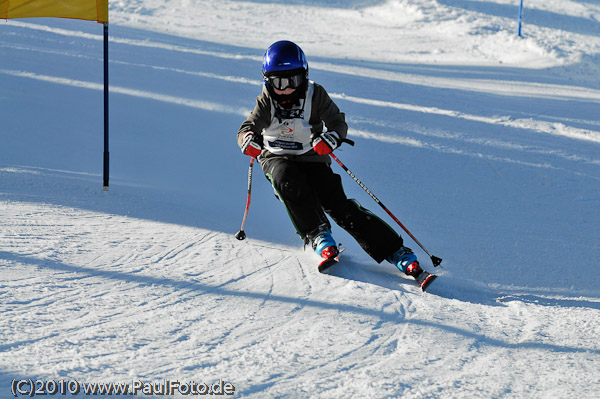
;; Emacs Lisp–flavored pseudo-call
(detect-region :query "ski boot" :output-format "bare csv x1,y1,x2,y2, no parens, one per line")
313,230,339,273
388,246,436,291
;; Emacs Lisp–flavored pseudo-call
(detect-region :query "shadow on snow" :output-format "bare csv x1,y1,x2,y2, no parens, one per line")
2,250,599,356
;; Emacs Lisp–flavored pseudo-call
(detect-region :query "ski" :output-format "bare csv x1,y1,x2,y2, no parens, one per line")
415,271,437,292
317,247,437,292
317,245,344,273
318,257,339,273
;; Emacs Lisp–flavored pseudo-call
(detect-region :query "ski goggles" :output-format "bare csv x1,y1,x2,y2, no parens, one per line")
265,73,305,90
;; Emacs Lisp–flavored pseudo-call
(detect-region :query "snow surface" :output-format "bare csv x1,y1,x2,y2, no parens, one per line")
1,0,600,397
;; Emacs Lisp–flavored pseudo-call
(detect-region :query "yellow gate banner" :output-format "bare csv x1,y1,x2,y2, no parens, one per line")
0,0,108,23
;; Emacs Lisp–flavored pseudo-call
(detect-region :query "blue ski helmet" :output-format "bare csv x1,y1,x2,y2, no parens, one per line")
262,40,308,82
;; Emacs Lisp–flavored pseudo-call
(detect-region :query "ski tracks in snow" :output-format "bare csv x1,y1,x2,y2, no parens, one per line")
0,197,423,396
2,180,600,397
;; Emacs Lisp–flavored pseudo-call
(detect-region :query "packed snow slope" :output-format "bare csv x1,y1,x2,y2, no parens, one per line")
2,1,600,398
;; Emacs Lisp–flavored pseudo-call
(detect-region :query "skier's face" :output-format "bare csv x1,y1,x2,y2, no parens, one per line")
273,87,296,95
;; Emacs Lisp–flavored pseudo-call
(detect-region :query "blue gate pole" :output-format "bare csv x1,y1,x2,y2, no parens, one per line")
518,0,524,37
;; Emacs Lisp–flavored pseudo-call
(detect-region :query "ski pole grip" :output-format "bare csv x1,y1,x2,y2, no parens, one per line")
317,130,355,147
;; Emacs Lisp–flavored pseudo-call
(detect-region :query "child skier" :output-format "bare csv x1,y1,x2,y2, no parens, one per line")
237,40,435,290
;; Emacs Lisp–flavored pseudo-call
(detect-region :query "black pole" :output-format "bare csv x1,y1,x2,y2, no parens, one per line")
235,157,255,240
103,22,109,190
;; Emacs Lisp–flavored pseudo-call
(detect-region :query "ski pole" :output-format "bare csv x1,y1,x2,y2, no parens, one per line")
235,157,255,240
330,153,443,267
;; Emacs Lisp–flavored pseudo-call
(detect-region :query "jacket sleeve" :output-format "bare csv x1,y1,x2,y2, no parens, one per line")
310,83,348,141
237,89,271,149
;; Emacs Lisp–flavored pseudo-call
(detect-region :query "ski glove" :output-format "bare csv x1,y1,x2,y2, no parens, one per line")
312,131,340,156
241,131,262,158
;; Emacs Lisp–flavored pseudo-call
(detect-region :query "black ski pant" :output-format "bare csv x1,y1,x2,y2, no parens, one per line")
262,157,403,263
